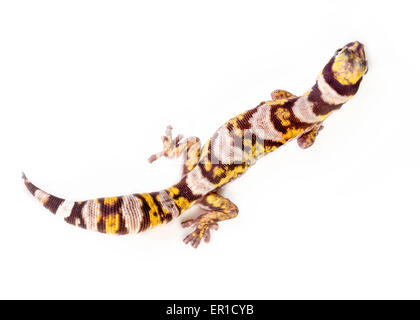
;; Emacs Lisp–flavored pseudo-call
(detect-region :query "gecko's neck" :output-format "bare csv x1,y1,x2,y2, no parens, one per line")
283,78,351,127
300,58,362,121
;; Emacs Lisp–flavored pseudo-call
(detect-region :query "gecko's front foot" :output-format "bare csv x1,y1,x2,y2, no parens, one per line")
181,215,219,248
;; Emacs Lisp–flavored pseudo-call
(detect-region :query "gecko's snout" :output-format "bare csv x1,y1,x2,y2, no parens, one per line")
349,41,365,57
331,41,368,85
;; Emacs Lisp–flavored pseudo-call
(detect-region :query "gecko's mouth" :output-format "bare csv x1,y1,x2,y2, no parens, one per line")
363,61,368,74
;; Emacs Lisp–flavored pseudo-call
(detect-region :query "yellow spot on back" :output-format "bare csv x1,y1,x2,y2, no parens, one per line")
226,111,248,129
213,167,225,178
215,165,248,188
275,108,291,126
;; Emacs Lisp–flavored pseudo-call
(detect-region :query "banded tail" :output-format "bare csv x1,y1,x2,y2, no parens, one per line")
22,173,190,234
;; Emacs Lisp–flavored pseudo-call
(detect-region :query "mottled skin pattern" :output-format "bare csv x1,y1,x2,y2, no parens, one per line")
23,41,368,248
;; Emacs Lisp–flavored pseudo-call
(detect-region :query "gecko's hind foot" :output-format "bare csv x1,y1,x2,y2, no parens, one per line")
148,125,184,163
182,216,219,248
181,193,238,248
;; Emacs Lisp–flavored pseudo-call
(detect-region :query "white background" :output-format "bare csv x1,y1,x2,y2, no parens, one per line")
1,0,419,299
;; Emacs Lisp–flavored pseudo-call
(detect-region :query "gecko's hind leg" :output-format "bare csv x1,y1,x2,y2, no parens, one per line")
148,125,182,163
182,192,238,248
271,89,297,100
148,125,201,175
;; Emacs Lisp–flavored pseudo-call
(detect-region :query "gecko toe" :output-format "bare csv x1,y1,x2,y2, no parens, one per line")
182,221,219,248
203,229,211,243
181,219,196,228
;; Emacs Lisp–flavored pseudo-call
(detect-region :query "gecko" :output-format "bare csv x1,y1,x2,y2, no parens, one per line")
23,41,368,248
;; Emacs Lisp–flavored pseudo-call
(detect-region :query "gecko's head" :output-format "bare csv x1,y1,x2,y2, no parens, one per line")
319,41,368,99
331,41,368,85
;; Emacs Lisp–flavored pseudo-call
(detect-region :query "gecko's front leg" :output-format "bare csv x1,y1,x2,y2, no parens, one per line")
182,192,239,248
271,89,297,100
269,91,324,149
297,123,324,149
